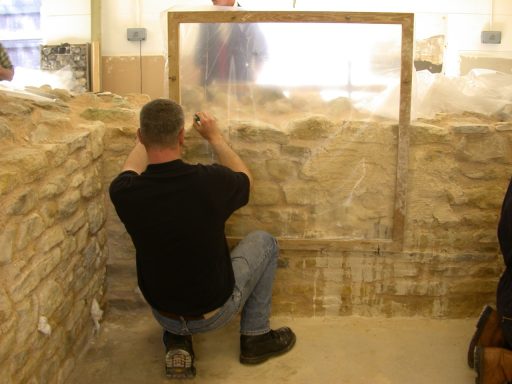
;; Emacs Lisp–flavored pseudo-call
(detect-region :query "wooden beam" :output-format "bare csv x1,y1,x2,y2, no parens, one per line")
167,13,181,103
91,0,102,92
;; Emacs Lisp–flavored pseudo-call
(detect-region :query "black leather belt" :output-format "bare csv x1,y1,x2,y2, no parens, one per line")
158,310,205,321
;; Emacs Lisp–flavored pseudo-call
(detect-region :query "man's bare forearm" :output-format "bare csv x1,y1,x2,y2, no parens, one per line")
121,141,148,174
193,112,253,187
0,66,14,81
209,134,253,186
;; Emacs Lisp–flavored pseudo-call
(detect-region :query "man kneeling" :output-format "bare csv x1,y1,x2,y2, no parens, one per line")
109,99,295,378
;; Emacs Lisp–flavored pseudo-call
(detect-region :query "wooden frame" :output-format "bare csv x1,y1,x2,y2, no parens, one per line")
168,10,414,252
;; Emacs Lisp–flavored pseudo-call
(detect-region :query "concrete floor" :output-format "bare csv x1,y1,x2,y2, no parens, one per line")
69,305,479,384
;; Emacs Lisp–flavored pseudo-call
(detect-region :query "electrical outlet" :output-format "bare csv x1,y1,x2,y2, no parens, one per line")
481,31,501,44
127,28,147,41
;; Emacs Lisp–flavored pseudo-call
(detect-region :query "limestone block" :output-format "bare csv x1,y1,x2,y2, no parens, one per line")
456,135,510,163
40,175,68,199
251,182,282,205
60,236,77,257
56,356,76,384
232,121,288,145
31,119,76,144
451,123,490,134
283,183,323,205
493,104,512,121
63,159,80,176
69,135,91,158
75,224,89,253
42,143,69,168
2,147,48,183
392,279,444,296
80,107,136,123
0,117,14,140
0,224,16,265
7,189,38,216
281,144,312,159
16,213,45,251
77,147,94,169
494,122,512,131
183,140,212,159
104,126,137,146
87,201,105,234
0,323,16,368
34,109,72,128
64,299,86,332
464,185,504,209
445,184,469,205
410,122,449,144
58,190,81,218
37,279,64,317
447,278,497,294
14,296,39,344
83,239,101,268
236,145,281,164
40,201,58,226
0,101,32,116
65,214,87,235
289,115,337,140
266,158,299,181
432,202,459,224
36,226,65,254
80,121,106,160
30,118,71,144
0,286,14,325
70,173,85,188
81,167,103,198
0,168,18,197
42,247,63,278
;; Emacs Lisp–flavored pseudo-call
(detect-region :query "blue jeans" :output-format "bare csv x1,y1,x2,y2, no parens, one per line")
151,230,278,336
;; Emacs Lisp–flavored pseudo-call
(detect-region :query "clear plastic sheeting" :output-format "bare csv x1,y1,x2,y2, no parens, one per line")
371,68,512,120
179,22,402,122
179,20,512,242
180,22,403,241
413,69,512,119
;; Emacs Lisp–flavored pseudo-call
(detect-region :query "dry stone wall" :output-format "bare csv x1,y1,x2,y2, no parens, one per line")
1,85,511,382
0,89,121,384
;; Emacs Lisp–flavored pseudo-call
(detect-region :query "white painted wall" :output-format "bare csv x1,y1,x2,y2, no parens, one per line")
40,0,512,76
40,0,92,44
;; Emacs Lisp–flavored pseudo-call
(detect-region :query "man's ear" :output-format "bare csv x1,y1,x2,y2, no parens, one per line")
178,127,185,146
136,128,144,144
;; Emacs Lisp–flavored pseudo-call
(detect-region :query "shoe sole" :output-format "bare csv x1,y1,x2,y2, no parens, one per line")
473,346,484,384
468,305,493,369
165,348,196,379
239,333,297,365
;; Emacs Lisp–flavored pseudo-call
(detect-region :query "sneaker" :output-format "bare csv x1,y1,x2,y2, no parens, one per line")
240,327,296,364
163,331,196,379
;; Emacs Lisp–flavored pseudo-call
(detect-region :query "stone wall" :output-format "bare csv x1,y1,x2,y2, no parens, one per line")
0,90,109,384
1,85,511,382
181,106,512,318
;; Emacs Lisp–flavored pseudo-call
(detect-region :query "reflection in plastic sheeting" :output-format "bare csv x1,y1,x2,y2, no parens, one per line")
179,22,402,241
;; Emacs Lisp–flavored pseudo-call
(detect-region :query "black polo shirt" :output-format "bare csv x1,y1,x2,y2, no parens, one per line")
498,177,512,317
109,159,250,316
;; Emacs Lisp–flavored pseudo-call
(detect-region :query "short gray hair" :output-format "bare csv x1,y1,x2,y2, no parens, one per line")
139,99,184,147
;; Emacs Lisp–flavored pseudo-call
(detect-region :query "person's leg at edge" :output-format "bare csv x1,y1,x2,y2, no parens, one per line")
230,230,296,364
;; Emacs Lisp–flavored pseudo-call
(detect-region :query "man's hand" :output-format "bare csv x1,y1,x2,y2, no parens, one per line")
0,66,14,81
193,111,253,187
193,111,223,144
